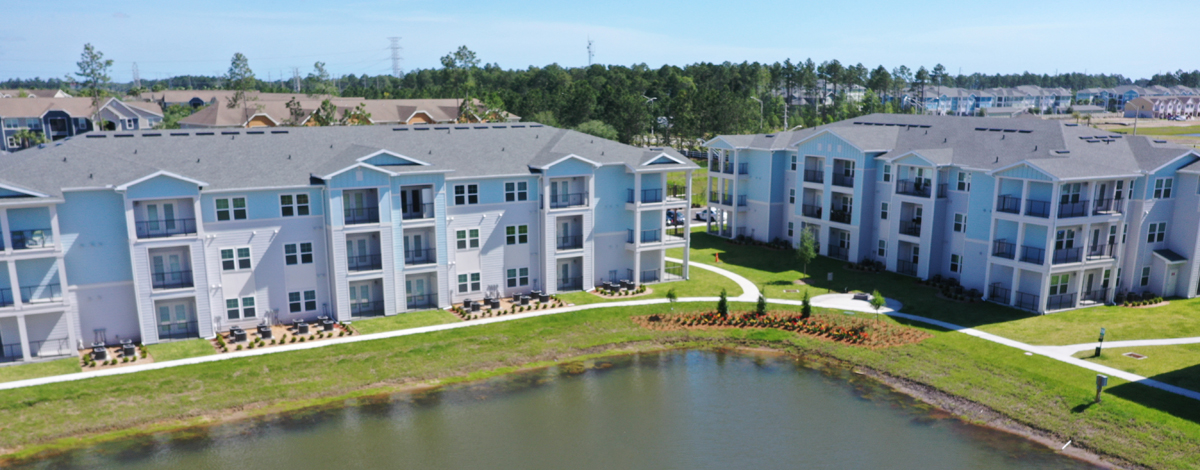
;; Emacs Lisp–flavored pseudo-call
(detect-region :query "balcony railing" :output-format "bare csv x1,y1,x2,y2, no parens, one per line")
406,294,438,309
709,160,720,171
640,269,659,283
135,218,197,238
151,270,194,290
721,195,733,206
723,163,733,174
1093,198,1124,215
737,195,747,207
1019,246,1045,265
900,221,922,237
557,277,583,291
1058,200,1089,218
988,283,1011,303
11,229,53,250
344,207,380,225
21,283,61,303
0,343,21,362
992,240,1016,259
641,229,661,243
557,235,583,250
832,173,854,188
1081,288,1109,304
896,179,931,197
1086,243,1116,260
1025,199,1050,218
348,254,383,271
1052,246,1083,264
996,195,1021,214
709,193,720,204
897,259,917,276
1047,292,1076,310
642,188,663,203
1015,291,1040,311
350,300,385,317
803,169,824,183
401,203,434,220
404,248,436,266
158,320,200,341
802,204,822,218
830,209,852,224
0,288,12,307
550,192,588,209
829,245,849,261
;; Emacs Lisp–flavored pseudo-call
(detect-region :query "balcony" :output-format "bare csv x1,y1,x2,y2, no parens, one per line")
802,204,822,218
722,163,733,174
992,240,1016,259
348,254,383,272
1052,247,1083,265
550,192,588,209
830,209,852,224
736,195,747,207
988,283,1011,303
151,270,194,290
641,229,661,243
1081,288,1108,304
351,300,385,317
10,229,53,250
557,235,583,250
344,207,380,225
737,163,749,175
1015,291,1040,311
803,169,824,183
996,195,1021,214
721,194,733,206
22,283,62,303
135,218,197,239
401,203,434,220
829,245,849,261
709,160,720,172
404,248,436,266
642,188,664,204
900,221,922,237
158,320,200,341
832,173,854,188
709,193,720,204
1093,198,1124,215
0,288,12,307
1019,246,1045,265
937,184,948,199
557,277,583,291
406,293,438,309
1025,199,1050,218
1086,243,1116,260
1047,292,1076,310
1058,200,1089,218
896,260,917,276
640,269,660,283
896,179,931,198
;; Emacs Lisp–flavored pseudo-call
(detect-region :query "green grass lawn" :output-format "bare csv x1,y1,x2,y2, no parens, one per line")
1073,343,1200,393
1109,125,1200,136
0,358,80,384
351,309,461,335
981,299,1200,345
666,167,708,207
555,264,742,306
145,339,216,362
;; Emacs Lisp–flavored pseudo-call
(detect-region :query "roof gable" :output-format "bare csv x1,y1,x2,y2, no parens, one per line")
642,153,688,166
990,162,1054,181
357,149,430,167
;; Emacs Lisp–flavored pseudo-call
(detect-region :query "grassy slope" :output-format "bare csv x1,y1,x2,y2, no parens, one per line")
0,359,79,384
1074,344,1200,392
145,339,216,362
351,309,461,335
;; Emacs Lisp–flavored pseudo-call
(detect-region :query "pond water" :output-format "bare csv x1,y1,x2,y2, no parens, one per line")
12,350,1100,469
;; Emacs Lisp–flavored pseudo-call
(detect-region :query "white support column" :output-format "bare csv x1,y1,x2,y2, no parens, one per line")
48,205,62,251
683,169,693,279
730,149,739,237
16,315,30,361
1039,270,1053,314
1009,268,1020,306
1071,269,1085,309
0,209,11,254
7,261,22,309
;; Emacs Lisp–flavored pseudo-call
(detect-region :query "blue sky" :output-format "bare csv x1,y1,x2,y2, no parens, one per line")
2,0,1197,82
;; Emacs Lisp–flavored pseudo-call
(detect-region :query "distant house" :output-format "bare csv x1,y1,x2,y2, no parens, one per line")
0,98,163,151
177,97,519,128
1072,105,1105,115
135,90,343,109
0,89,72,99
1124,96,1200,119
983,106,1026,118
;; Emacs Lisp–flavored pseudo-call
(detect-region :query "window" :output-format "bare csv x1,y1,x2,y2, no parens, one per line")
280,194,310,217
877,239,887,257
1049,274,1069,295
506,268,530,287
457,272,481,293
221,247,252,271
456,229,480,249
284,242,313,265
950,254,961,273
1140,266,1151,286
1060,183,1082,203
225,296,256,320
288,290,317,313
843,160,855,177
1153,178,1173,198
454,184,479,205
880,202,888,220
504,181,529,202
1122,224,1128,244
215,197,247,221
1147,222,1166,243
883,165,891,182
956,172,971,191
790,155,797,171
506,225,528,245
5,136,17,148
787,222,794,237
789,189,795,204
953,213,966,232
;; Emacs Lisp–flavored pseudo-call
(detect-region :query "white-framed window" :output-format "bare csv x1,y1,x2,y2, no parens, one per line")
877,239,886,257
880,202,888,220
456,229,480,249
225,296,256,320
457,272,481,293
789,189,795,204
454,184,479,205
504,181,528,202
215,197,247,221
5,136,17,148
790,155,797,171
1049,274,1069,295
1060,183,1082,203
1153,178,1173,199
956,172,971,191
506,268,530,287
953,213,966,232
288,290,317,313
280,194,310,217
506,225,528,245
787,222,794,237
284,242,313,265
1140,266,1151,286
220,247,251,271
1147,222,1166,243
882,165,891,182
950,254,961,273
842,160,855,178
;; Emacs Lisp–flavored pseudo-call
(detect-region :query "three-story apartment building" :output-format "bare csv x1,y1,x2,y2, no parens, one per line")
705,114,1200,314
0,123,696,363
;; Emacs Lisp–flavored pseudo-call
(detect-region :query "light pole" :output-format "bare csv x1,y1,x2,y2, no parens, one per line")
1133,105,1144,136
751,96,763,131
642,95,657,146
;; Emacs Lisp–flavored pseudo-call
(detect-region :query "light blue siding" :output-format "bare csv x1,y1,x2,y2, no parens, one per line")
1143,155,1197,199
0,261,9,289
199,188,324,222
1024,225,1048,250
894,154,936,167
595,166,634,231
965,172,993,241
59,191,133,285
0,188,33,198
15,257,58,290
328,166,391,189
363,152,422,166
545,158,596,177
769,151,788,204
125,175,199,200
994,219,1018,241
1028,182,1053,201
995,165,1052,182
6,206,51,231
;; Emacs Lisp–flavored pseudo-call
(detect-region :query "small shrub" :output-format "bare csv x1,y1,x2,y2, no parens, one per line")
236,344,243,351
299,337,306,342
248,343,255,349
290,337,297,343
339,331,345,337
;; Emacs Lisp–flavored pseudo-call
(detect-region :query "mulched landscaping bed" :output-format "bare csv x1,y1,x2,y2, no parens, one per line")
633,310,931,349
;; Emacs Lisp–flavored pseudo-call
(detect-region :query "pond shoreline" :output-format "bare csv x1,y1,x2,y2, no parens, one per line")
1,339,1135,469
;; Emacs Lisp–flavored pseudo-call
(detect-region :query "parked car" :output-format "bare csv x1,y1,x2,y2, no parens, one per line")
666,210,683,226
694,208,725,223
1169,115,1188,121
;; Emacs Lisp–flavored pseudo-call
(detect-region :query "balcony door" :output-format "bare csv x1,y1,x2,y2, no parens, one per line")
347,238,370,268
551,181,569,205
400,187,426,216
910,246,920,264
151,252,184,287
404,234,425,262
350,284,372,313
406,278,427,303
1055,229,1075,250
157,301,193,339
144,202,176,234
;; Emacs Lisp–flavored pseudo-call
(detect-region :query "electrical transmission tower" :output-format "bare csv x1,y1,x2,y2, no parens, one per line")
292,67,301,93
389,37,404,78
132,63,141,89
587,38,594,65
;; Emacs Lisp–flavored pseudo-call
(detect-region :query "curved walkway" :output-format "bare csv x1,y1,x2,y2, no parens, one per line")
2,260,1198,403
1042,337,1200,356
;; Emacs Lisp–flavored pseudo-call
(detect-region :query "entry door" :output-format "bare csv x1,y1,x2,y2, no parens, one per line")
158,302,192,338
1056,230,1075,249
560,263,570,284
347,239,369,264
151,253,184,285
1165,267,1179,296
550,181,560,204
406,278,426,302
1092,228,1101,248
1107,226,1117,245
401,188,422,214
145,203,176,234
350,284,371,313
1085,273,1095,293
1097,183,1107,202
404,234,424,261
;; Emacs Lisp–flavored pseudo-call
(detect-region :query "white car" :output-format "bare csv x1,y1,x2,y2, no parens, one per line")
694,208,725,223
1169,115,1187,121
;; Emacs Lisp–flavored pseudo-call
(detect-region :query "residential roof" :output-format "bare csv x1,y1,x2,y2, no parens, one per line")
0,89,72,99
177,97,516,128
0,123,695,198
0,97,97,118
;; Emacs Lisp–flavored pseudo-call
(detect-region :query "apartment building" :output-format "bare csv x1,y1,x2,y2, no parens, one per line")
1,98,163,152
0,124,695,363
705,114,1200,314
